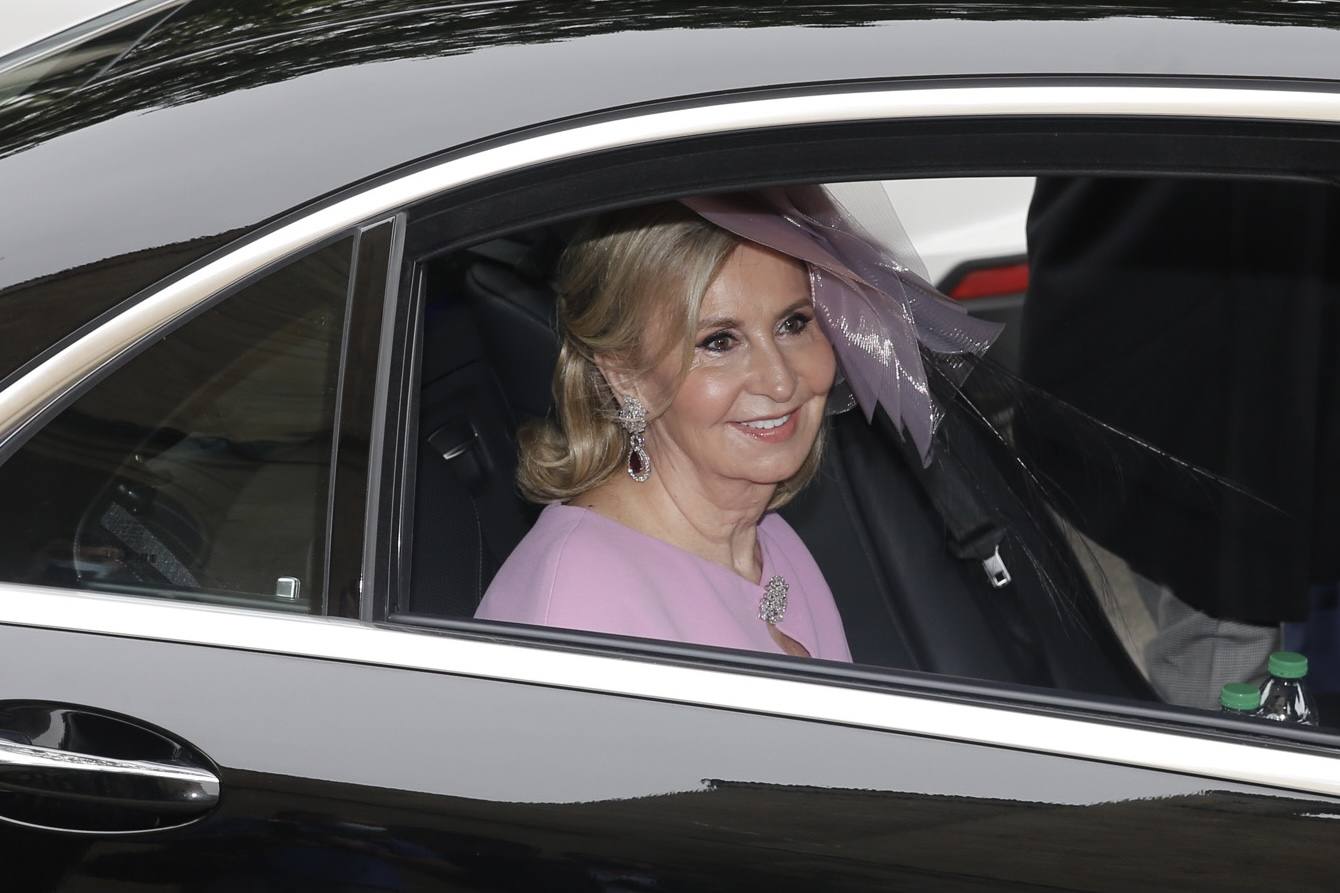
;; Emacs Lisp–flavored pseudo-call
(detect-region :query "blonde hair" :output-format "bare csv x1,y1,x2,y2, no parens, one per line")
517,202,826,509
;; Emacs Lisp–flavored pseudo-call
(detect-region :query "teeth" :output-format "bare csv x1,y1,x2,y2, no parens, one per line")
743,414,791,430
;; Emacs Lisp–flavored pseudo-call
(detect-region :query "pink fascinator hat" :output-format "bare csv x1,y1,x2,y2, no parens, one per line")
681,184,1001,464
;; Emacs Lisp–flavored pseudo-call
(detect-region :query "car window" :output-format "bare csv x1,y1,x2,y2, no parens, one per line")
0,237,354,613
391,171,1340,736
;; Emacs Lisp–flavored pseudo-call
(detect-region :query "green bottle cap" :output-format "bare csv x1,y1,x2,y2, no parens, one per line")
1269,651,1309,679
1220,682,1261,712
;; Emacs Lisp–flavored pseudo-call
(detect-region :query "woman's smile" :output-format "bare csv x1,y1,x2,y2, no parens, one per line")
730,411,799,442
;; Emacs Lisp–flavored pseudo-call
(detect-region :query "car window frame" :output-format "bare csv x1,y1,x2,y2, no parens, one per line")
379,112,1340,640
367,84,1340,761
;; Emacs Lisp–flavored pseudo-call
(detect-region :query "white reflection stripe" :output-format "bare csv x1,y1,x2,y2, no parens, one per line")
0,738,219,787
0,0,188,76
4,84,1340,439
1,584,1337,798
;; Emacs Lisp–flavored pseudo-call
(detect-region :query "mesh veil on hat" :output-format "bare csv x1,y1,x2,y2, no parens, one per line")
681,184,1001,464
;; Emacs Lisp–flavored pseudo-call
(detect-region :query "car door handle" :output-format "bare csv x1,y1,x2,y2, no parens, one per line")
0,736,220,816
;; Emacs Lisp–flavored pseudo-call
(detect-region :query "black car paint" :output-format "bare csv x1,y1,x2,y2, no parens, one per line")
4,1,1340,889
6,625,1340,891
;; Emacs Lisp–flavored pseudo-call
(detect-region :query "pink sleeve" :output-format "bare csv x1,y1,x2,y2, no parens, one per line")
476,511,675,640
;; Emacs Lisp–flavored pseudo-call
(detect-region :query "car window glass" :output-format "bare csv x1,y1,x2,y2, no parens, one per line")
0,237,354,613
397,175,1340,736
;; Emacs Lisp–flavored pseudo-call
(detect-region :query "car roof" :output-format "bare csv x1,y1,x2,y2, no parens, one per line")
2,0,1339,382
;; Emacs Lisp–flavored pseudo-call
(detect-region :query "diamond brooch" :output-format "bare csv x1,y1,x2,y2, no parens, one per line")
759,574,789,624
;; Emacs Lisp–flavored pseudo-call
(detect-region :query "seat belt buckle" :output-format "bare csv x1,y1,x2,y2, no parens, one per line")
982,547,1011,589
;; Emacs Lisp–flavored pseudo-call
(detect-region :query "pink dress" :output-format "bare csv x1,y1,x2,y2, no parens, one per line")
475,504,853,662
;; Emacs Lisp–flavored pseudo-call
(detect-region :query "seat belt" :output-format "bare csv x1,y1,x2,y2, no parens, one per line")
893,421,1012,589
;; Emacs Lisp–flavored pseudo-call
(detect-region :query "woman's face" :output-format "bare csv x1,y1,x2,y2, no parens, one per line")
641,240,836,497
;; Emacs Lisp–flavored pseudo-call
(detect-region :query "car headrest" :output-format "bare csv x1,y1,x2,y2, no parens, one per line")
463,246,561,421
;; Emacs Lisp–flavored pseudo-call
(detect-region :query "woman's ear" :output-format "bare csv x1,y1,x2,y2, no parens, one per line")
594,353,646,410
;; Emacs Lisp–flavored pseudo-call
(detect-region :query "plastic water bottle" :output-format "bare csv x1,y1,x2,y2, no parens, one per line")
1219,682,1261,717
1258,651,1320,726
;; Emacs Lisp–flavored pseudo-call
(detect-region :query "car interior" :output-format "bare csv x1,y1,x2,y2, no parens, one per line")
400,182,1157,702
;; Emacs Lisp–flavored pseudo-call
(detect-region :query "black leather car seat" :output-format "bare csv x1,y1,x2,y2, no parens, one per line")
786,406,1150,696
404,243,557,619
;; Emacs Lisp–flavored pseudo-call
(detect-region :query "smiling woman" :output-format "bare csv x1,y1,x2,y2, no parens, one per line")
467,185,1025,664
475,200,847,659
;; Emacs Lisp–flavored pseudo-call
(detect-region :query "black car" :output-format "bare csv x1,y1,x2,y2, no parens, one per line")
3,1,1340,889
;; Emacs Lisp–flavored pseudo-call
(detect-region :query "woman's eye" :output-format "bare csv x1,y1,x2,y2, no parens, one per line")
780,313,812,335
699,332,736,353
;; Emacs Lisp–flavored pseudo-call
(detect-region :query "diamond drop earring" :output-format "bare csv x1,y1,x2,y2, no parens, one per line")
616,396,651,482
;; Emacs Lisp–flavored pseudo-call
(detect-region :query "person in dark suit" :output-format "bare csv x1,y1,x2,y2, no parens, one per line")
1021,176,1340,708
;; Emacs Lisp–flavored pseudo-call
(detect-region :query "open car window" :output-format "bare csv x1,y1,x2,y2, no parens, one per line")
393,170,1340,736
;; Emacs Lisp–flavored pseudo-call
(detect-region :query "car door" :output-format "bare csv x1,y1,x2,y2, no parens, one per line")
371,79,1340,888
0,218,486,890
11,597,1340,892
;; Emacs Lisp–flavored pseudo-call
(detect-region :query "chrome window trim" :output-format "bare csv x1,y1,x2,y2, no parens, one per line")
361,212,409,622
5,83,1340,446
1,583,1336,797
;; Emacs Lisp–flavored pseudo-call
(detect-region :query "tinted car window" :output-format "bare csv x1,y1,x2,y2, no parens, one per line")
0,237,353,612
